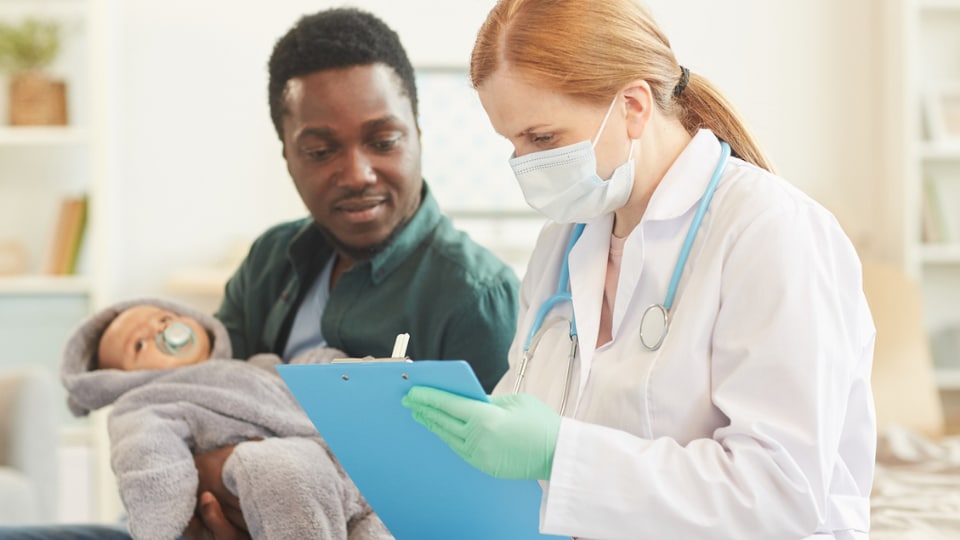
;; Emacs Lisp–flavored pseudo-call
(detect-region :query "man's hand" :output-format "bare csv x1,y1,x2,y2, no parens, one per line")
184,492,250,540
183,443,253,540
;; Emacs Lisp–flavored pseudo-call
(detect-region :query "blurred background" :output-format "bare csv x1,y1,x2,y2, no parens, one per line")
0,0,958,528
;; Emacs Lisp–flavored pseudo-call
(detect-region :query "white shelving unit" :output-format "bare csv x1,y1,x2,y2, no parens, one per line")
0,0,115,524
897,0,960,391
0,125,87,144
0,274,90,294
0,0,110,334
0,0,111,296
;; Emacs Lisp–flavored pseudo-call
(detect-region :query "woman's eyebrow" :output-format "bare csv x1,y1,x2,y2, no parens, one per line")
515,124,551,138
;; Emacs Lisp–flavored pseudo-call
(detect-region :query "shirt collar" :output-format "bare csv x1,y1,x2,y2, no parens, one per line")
643,129,725,221
368,182,443,284
287,182,442,285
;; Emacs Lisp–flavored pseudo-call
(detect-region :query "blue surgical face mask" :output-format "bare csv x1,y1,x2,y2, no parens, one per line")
155,321,197,356
509,96,635,223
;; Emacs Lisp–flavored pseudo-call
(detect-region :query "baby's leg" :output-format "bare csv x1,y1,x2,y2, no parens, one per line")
224,437,352,540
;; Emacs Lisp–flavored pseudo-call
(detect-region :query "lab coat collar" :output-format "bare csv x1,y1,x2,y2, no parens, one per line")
642,129,725,222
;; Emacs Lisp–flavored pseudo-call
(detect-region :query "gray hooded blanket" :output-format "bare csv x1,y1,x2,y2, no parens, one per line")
60,297,392,540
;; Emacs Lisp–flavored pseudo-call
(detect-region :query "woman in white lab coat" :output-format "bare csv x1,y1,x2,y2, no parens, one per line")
402,0,877,538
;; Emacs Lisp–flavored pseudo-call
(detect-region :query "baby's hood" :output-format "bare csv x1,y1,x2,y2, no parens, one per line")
61,297,233,417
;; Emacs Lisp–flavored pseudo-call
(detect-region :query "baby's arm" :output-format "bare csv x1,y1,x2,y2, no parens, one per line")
289,346,349,365
108,401,200,540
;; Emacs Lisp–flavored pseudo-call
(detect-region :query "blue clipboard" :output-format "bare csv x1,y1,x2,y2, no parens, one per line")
277,361,568,540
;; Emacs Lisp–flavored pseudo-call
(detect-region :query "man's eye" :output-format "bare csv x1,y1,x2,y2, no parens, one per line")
371,135,401,152
303,147,333,161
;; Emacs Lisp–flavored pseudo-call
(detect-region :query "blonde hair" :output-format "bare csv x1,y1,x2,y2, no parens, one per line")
470,0,774,173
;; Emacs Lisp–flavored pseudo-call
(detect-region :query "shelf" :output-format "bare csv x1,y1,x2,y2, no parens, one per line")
920,0,960,11
0,275,90,295
920,243,960,263
937,368,960,390
920,142,960,161
0,0,89,18
0,126,87,146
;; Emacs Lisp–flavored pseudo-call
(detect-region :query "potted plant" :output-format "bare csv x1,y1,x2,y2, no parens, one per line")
0,18,66,126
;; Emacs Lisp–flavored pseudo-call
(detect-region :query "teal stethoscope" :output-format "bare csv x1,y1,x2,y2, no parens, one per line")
513,141,731,415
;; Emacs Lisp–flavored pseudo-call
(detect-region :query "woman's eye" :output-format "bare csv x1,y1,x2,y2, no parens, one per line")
135,339,146,353
160,316,171,323
530,133,555,145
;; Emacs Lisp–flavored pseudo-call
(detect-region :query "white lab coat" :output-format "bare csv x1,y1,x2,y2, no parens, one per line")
494,130,876,540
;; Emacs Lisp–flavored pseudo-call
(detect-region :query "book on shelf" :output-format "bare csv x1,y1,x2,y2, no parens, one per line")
45,195,88,275
921,176,950,244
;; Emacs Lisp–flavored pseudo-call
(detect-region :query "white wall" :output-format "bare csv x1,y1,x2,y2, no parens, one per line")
105,0,889,303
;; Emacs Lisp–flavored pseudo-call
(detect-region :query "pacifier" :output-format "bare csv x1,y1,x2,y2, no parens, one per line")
155,321,197,356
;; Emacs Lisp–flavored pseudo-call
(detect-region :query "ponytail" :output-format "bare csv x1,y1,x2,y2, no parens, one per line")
675,73,775,173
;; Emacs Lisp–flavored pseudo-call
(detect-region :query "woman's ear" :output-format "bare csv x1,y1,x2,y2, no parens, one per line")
622,79,653,139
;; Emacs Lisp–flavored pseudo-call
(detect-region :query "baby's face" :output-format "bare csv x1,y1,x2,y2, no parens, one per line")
97,305,211,371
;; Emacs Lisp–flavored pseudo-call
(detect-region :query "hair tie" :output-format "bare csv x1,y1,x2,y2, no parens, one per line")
673,65,690,98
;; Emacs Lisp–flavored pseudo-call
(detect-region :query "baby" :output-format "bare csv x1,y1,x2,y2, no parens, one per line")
61,298,392,540
96,304,212,372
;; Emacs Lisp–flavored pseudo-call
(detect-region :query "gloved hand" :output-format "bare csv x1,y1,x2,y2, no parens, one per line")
401,386,561,480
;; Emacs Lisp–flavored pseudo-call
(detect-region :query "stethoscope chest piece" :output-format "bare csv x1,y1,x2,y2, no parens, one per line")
640,303,668,351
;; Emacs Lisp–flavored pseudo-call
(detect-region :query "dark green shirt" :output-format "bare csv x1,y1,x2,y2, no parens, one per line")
215,185,519,393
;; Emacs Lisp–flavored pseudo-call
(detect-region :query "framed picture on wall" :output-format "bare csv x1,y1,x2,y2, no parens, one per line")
925,82,960,145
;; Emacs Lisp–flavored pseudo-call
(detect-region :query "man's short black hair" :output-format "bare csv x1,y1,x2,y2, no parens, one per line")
267,7,419,141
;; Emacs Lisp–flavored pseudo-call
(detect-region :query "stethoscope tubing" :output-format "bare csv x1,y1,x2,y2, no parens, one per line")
662,141,731,312
522,222,586,351
515,141,732,405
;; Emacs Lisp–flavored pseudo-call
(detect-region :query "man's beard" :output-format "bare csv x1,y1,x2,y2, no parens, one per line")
315,217,411,262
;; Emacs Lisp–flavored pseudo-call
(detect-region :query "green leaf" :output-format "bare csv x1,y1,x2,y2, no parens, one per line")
0,18,61,74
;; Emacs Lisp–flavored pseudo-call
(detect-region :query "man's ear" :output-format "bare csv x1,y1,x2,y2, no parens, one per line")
622,79,653,140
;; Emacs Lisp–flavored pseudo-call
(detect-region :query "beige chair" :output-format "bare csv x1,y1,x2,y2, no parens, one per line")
0,368,59,524
862,261,945,439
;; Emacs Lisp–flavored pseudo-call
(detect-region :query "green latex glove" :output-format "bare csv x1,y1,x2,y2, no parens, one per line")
401,386,561,480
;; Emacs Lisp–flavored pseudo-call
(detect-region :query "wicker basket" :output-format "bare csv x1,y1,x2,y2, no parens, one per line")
8,72,67,126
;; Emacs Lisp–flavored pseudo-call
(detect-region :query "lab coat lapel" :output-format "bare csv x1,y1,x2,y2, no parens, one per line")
568,214,612,410
613,129,724,336
643,129,723,222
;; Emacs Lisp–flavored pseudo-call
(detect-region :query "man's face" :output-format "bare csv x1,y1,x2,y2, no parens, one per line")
281,64,422,257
